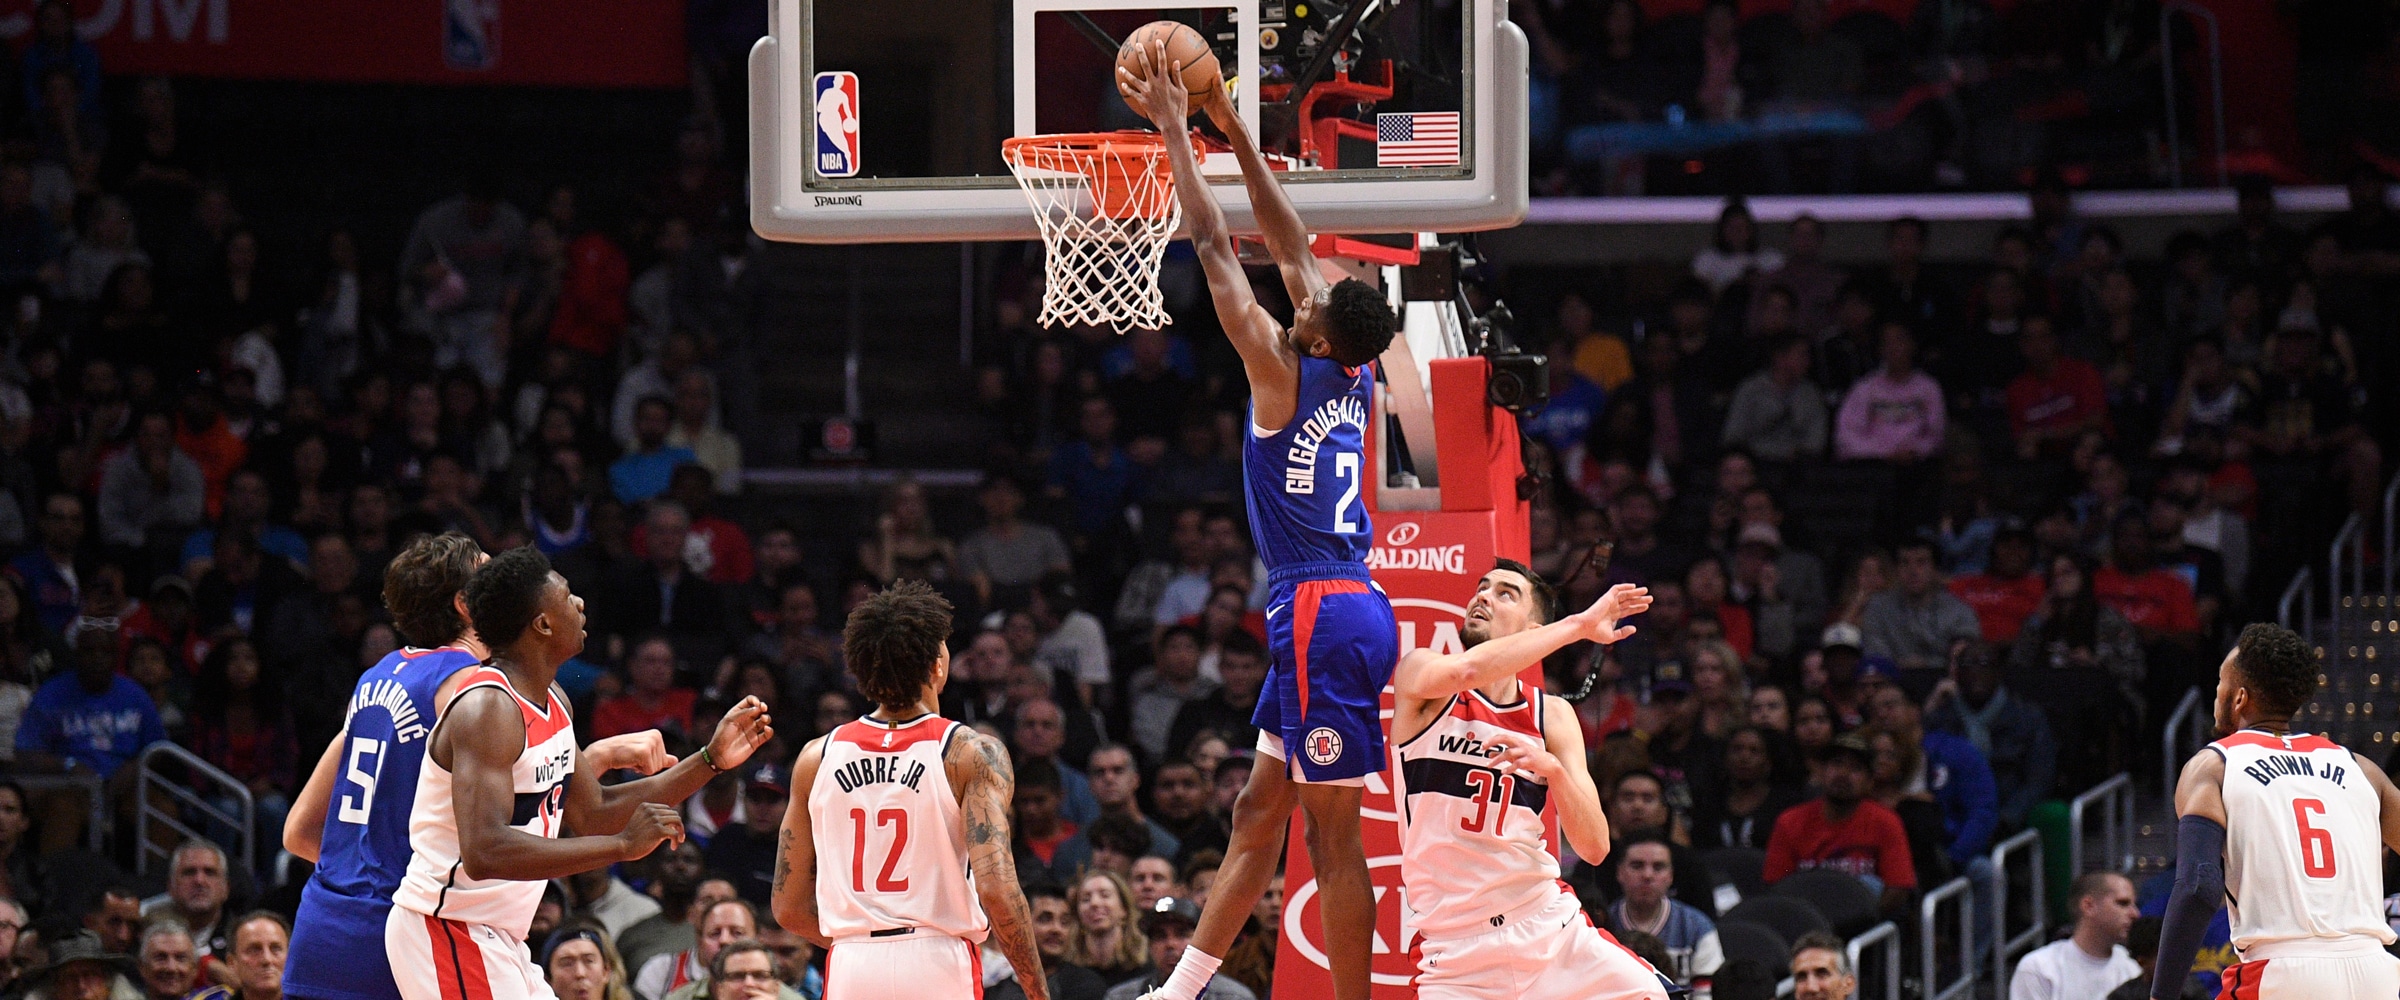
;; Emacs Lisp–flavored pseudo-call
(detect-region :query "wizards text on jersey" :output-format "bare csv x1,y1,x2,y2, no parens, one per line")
1284,394,1368,495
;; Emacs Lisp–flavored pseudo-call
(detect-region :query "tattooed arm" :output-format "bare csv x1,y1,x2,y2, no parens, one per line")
950,729,1048,1000
771,736,830,948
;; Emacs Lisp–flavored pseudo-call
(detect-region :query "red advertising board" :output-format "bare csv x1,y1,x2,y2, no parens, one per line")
1272,358,1535,999
0,0,687,87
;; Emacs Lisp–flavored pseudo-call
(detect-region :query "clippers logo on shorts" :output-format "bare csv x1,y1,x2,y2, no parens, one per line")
814,72,861,177
1306,727,1344,766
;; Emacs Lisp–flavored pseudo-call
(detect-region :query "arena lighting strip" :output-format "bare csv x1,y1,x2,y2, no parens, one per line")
1522,184,2367,226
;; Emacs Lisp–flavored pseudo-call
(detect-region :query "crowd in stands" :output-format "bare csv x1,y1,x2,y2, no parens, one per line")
1515,0,2400,194
0,0,2377,996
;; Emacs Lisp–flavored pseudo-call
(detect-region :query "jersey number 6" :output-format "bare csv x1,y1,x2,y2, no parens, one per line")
2293,798,2336,879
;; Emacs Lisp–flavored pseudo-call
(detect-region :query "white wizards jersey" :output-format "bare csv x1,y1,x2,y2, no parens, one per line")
807,713,988,944
1395,689,1561,938
2211,729,2395,955
392,666,577,934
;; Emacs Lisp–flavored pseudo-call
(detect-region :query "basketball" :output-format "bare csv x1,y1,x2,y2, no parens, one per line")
1118,20,1221,116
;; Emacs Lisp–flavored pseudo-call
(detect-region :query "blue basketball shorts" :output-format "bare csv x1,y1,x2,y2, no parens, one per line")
1252,565,1399,783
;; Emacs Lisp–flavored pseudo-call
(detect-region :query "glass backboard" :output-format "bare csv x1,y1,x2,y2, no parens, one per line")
749,0,1526,244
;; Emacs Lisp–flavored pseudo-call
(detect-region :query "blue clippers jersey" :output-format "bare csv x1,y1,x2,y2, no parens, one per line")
1244,357,1374,572
285,645,478,1000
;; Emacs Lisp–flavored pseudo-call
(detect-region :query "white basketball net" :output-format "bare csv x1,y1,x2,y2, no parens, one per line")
1004,133,1188,333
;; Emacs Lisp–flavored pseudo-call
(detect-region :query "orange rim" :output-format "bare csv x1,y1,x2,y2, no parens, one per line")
1003,130,1200,177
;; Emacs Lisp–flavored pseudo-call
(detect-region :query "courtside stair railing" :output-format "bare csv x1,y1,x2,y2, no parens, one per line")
135,741,255,878
1772,779,2098,997
1989,829,2046,987
1921,877,1976,1000
2280,470,2400,749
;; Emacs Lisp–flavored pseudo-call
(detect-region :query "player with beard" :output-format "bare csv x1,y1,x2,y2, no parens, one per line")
1387,561,1670,1000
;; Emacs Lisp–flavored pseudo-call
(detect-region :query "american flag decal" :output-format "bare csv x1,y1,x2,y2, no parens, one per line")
1376,112,1460,167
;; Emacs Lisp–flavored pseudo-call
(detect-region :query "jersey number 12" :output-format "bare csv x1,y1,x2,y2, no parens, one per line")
849,808,911,893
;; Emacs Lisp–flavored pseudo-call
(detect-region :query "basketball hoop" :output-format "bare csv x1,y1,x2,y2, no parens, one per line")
1002,130,1199,333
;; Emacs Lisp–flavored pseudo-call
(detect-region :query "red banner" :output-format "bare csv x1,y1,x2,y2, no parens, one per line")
0,0,686,88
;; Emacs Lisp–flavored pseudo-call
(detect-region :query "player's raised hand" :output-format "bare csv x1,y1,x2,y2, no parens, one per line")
1485,733,1566,784
706,696,776,772
585,730,677,775
617,801,686,859
1568,583,1650,644
1115,39,1190,131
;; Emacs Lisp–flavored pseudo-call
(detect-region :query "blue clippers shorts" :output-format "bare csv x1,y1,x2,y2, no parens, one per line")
1253,562,1399,783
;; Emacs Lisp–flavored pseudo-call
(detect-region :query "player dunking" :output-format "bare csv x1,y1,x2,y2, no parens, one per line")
386,547,774,1000
1389,564,1671,1000
1121,39,1401,1000
2151,623,2400,999
771,581,1048,1000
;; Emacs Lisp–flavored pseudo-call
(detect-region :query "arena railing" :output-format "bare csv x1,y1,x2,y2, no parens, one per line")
135,741,254,878
2330,514,2366,657
2069,773,2135,876
1988,829,2046,988
1847,920,1901,1000
2278,565,2316,653
2384,471,2398,596
1920,877,1976,1000
2161,688,2209,815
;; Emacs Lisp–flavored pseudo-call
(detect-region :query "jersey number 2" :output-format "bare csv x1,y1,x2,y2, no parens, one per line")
2293,798,2337,878
849,808,911,893
1332,453,1360,534
1460,769,1515,834
335,737,385,825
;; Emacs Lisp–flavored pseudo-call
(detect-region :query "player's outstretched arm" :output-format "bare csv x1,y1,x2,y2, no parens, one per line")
440,688,679,880
563,696,774,836
1119,41,1303,430
951,729,1049,1000
1491,698,1612,864
772,737,830,949
1393,584,1650,702
1195,82,1322,311
284,727,346,863
2151,749,2228,1000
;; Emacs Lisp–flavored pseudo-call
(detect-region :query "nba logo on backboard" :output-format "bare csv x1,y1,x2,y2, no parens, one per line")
442,0,500,71
814,72,861,177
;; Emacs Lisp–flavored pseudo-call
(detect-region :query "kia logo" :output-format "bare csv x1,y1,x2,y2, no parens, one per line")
1385,522,1421,546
